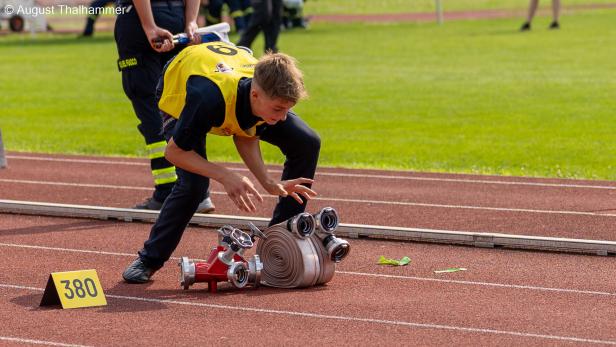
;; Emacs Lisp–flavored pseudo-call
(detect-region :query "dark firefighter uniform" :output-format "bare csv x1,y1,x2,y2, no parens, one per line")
81,0,115,37
203,0,252,33
114,0,186,205
136,42,320,270
237,0,283,53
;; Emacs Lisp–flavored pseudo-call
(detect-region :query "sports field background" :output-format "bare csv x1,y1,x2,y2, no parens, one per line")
306,0,616,13
0,2,615,179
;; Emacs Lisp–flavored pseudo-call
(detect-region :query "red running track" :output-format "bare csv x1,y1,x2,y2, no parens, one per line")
1,152,616,240
1,152,616,345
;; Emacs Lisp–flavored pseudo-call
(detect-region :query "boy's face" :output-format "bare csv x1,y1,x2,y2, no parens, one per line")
250,85,296,125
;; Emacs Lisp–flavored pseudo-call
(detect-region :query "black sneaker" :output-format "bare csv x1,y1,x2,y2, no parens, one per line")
132,197,163,210
122,258,157,283
549,21,560,30
520,22,531,31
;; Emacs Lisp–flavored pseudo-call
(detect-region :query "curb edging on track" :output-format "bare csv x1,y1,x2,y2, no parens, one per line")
1,199,615,256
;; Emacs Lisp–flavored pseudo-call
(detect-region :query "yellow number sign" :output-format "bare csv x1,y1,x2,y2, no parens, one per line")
40,269,107,309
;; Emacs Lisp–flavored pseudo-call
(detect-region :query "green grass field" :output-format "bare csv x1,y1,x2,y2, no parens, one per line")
1,8,615,179
305,0,616,14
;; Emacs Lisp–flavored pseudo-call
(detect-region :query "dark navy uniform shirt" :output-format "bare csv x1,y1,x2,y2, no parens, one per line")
168,76,266,152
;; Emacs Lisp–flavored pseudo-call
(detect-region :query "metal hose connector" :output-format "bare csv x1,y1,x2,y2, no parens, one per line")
247,254,263,287
286,212,316,239
314,207,339,234
227,261,249,288
179,256,196,290
321,235,351,263
312,208,350,263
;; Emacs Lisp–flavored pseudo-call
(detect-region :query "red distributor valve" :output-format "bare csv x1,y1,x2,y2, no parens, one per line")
179,225,263,293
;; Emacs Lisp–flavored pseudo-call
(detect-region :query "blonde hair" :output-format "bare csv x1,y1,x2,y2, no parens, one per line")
253,53,308,103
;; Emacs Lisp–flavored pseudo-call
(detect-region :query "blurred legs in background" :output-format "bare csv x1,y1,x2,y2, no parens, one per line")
282,0,308,29
520,0,560,31
80,0,114,37
202,0,251,33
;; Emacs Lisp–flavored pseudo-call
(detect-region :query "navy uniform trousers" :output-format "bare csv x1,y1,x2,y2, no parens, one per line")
138,114,321,269
114,0,184,203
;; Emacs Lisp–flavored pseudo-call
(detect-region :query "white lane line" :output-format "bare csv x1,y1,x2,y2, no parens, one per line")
0,243,137,258
8,155,616,190
336,271,616,297
0,243,207,262
0,179,151,191
6,155,146,166
0,283,614,345
1,242,614,297
2,178,615,217
314,172,616,190
0,336,91,347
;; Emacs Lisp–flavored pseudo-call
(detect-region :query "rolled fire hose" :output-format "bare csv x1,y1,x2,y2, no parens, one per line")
308,235,336,285
256,212,338,288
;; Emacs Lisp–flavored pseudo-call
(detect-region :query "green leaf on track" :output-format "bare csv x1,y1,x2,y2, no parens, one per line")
378,256,411,266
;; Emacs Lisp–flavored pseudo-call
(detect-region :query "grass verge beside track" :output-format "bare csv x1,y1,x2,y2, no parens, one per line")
305,0,616,14
1,11,615,179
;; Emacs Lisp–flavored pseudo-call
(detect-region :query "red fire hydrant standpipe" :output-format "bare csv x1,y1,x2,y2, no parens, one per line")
179,225,264,293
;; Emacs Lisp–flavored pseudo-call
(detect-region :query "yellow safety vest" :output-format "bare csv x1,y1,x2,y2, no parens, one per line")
158,42,264,137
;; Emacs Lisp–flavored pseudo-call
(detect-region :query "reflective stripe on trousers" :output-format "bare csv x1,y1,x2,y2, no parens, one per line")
146,140,167,159
152,166,177,185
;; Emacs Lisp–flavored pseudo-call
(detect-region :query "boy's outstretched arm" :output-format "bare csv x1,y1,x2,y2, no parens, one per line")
233,136,317,204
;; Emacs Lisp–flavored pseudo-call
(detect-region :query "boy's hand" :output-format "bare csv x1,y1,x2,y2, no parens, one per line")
264,178,317,205
221,173,263,212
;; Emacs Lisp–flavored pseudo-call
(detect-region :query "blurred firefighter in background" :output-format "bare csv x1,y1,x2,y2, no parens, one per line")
201,0,252,34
